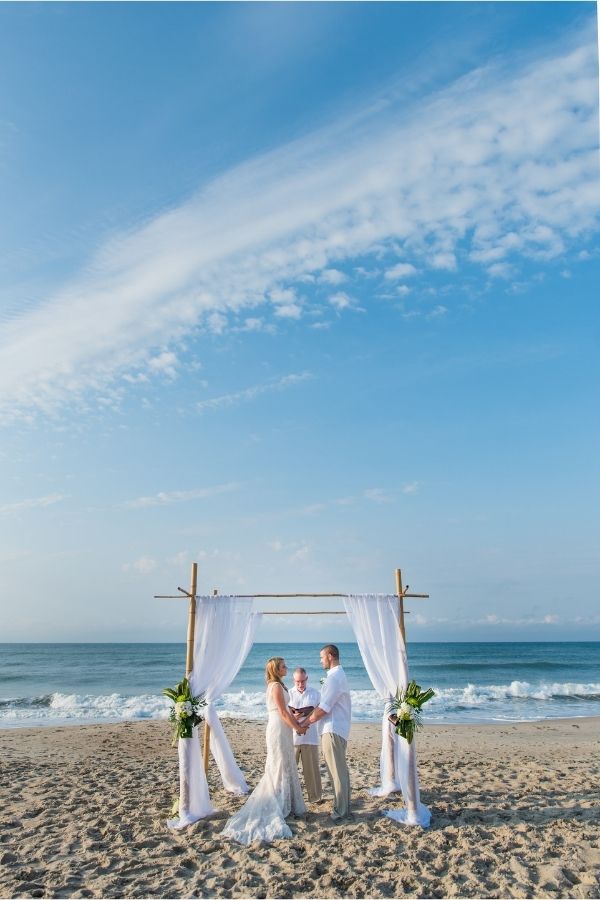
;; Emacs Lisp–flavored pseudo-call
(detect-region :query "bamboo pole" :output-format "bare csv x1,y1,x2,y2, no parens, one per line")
262,611,348,615
395,568,406,645
155,592,428,599
202,720,211,775
395,567,420,817
178,563,198,819
185,563,198,678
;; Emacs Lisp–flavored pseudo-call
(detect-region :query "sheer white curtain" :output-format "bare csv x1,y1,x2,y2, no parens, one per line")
167,596,260,830
343,593,431,828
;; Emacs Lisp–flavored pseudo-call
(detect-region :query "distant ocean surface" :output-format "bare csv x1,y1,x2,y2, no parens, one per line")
1,642,599,728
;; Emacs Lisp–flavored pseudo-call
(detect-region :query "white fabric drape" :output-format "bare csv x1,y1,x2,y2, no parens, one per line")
167,596,260,829
168,726,217,829
343,593,431,828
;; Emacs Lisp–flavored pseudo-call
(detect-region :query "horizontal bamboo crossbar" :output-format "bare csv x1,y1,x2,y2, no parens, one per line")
154,592,428,599
237,592,346,598
261,610,411,616
263,610,346,615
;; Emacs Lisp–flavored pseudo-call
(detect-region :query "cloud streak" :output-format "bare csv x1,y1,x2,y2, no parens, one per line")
0,24,597,421
122,483,239,509
195,372,313,413
0,493,67,515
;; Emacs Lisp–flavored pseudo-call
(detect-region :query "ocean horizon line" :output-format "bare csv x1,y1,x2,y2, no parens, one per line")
1,639,599,646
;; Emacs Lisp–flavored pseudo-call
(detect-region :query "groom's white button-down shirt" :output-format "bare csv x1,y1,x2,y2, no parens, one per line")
288,685,320,746
318,664,351,741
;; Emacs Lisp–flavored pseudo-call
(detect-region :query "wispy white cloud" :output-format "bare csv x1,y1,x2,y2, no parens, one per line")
122,482,239,509
412,612,569,628
301,503,327,515
401,481,420,495
195,371,313,413
274,302,303,319
290,486,415,513
431,252,457,271
122,556,157,575
289,543,310,563
319,268,347,285
0,24,597,421
328,291,353,310
147,351,178,379
364,487,393,504
166,550,188,567
426,305,448,320
480,613,560,626
385,262,418,280
0,493,67,515
266,538,311,564
270,288,303,319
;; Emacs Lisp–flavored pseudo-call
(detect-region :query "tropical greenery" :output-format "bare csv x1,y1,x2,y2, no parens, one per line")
386,679,435,744
163,677,207,745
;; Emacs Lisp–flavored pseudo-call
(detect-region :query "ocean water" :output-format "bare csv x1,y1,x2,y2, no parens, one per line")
0,642,599,728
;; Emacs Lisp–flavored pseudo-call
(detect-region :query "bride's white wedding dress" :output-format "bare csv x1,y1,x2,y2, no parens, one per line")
221,682,306,845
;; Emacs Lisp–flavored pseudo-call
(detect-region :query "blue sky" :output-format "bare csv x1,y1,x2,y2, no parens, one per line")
0,2,599,643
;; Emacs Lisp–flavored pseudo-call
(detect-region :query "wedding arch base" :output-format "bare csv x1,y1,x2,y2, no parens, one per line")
166,726,218,830
157,569,431,832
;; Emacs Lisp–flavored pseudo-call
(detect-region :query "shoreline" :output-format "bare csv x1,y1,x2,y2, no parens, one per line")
1,711,599,732
1,718,599,898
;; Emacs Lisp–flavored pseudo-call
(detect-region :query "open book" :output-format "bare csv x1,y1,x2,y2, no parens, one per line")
289,705,315,720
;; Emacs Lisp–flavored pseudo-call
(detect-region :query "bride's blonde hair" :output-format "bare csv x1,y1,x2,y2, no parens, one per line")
265,657,287,690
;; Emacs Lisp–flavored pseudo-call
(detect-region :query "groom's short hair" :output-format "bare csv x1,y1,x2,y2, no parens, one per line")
321,643,339,659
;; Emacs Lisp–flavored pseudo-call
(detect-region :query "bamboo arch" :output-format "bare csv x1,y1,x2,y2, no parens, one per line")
155,562,429,772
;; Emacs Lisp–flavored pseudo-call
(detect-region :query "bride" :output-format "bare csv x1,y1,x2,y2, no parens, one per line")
221,657,308,845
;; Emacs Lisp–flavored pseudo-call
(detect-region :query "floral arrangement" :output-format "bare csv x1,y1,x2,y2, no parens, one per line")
386,679,435,744
163,677,206,745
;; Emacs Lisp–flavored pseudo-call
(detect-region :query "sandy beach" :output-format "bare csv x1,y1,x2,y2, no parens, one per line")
0,717,598,899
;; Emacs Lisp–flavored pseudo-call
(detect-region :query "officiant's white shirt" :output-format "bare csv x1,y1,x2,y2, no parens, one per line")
318,664,351,741
288,685,320,746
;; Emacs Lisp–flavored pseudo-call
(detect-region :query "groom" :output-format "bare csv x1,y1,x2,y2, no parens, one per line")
305,644,351,822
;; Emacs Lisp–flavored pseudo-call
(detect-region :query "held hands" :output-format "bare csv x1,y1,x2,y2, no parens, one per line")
295,723,309,736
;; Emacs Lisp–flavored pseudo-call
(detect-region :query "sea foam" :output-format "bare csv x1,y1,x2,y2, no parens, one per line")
0,679,599,726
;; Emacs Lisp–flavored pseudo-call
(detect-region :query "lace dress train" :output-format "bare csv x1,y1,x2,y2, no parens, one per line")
221,684,306,845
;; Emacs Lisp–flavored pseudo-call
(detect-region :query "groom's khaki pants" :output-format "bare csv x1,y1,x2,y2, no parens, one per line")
321,732,351,819
295,745,322,802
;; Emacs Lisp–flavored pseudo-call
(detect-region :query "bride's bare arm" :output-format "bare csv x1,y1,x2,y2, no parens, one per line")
271,684,308,734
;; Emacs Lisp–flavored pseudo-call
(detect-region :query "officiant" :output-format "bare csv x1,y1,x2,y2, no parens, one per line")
288,667,322,803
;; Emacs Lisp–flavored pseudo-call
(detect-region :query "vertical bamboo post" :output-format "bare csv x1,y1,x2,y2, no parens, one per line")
185,562,198,678
395,567,406,645
395,566,418,816
179,562,197,819
202,587,218,773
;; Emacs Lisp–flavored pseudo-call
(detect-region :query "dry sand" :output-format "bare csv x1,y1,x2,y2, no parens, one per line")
0,717,599,899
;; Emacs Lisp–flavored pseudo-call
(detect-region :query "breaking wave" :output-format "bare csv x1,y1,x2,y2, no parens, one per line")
0,680,599,726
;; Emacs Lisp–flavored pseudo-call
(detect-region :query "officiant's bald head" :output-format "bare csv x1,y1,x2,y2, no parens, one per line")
293,667,308,691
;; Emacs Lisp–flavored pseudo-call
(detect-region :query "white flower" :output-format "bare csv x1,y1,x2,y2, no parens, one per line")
175,700,193,719
400,702,413,718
